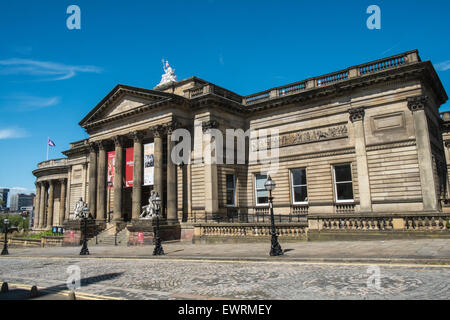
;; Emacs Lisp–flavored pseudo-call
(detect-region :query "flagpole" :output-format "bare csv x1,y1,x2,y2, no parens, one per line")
46,137,49,161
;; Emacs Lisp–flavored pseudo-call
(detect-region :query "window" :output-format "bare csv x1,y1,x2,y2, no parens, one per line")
226,174,236,206
333,164,354,202
291,169,308,204
255,174,268,205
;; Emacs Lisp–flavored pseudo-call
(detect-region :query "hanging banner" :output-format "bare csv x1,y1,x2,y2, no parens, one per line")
125,147,134,188
143,142,154,186
107,151,116,189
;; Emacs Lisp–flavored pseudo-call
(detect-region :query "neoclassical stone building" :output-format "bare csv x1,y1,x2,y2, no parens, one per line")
33,50,450,243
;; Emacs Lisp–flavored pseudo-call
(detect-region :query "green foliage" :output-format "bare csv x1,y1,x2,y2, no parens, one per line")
0,213,28,231
447,220,450,229
24,230,56,239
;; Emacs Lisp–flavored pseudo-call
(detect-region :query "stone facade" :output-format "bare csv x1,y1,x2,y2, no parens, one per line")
32,50,450,241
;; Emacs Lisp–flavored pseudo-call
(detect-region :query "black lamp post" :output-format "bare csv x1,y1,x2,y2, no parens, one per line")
79,209,90,256
152,192,164,256
1,218,9,255
265,175,283,256
21,212,27,232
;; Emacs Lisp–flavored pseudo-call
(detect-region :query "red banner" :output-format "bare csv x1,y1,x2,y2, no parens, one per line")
107,151,115,189
125,147,134,187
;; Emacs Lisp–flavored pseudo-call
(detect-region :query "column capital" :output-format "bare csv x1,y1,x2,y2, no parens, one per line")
444,140,450,148
166,120,181,135
88,142,97,153
96,140,107,150
151,125,165,138
407,95,428,112
112,135,124,147
348,107,365,123
49,179,55,186
130,130,144,143
202,120,219,132
59,178,67,184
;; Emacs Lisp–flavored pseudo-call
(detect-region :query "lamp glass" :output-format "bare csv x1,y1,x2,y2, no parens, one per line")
264,176,276,192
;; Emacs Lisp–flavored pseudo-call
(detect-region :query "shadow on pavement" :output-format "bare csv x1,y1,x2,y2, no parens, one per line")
0,272,124,300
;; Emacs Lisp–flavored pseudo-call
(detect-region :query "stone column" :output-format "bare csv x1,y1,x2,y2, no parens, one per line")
444,141,450,199
47,180,55,228
59,179,66,226
131,131,144,220
88,143,98,216
349,107,372,212
96,141,107,220
34,182,41,228
167,122,178,223
408,96,439,211
153,125,164,202
65,166,72,221
39,182,47,228
202,120,219,216
113,136,124,221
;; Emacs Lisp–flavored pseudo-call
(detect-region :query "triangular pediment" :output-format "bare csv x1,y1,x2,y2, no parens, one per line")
79,84,183,127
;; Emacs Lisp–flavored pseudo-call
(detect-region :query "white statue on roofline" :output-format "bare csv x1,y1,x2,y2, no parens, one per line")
155,59,178,88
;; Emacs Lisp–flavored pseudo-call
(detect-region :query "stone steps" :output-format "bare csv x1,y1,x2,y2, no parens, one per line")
88,228,128,246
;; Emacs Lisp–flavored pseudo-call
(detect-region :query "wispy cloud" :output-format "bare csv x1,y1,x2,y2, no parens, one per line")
0,127,28,140
0,94,60,111
435,60,450,72
218,54,224,66
0,58,102,81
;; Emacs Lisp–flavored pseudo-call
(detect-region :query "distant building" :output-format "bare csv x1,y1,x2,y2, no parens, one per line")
0,188,9,208
10,193,35,212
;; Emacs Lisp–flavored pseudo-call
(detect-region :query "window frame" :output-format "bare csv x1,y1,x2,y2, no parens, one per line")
332,163,355,203
254,173,269,206
225,173,236,207
290,168,308,205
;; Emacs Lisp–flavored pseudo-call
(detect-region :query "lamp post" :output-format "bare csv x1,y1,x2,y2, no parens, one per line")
1,218,9,255
264,175,283,256
21,212,27,232
152,192,164,256
79,208,90,256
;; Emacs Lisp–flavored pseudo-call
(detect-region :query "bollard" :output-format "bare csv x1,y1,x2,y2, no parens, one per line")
68,291,76,300
30,285,38,298
1,282,8,293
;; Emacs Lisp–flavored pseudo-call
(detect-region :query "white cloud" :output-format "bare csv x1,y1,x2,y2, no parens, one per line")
435,60,450,72
0,127,28,140
0,58,102,81
0,94,60,111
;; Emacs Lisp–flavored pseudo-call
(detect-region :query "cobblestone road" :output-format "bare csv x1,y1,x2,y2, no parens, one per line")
0,257,449,300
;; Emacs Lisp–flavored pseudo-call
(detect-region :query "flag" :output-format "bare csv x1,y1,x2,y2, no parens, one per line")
48,139,56,147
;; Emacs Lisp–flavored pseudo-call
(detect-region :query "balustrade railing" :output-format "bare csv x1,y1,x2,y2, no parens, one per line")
196,223,307,238
359,55,406,75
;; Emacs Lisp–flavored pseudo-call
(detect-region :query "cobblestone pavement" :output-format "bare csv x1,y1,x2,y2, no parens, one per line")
0,257,449,300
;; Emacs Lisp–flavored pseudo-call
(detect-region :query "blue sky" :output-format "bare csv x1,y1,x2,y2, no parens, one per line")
0,0,449,201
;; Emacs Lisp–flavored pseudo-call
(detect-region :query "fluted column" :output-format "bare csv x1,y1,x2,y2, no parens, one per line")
59,179,66,226
131,131,144,220
113,136,124,221
349,107,372,212
167,122,178,223
153,125,164,204
408,96,439,211
88,143,98,216
96,141,107,220
34,182,41,228
39,182,47,228
47,180,55,228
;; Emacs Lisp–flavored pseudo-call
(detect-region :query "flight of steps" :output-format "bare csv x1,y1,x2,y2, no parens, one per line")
88,224,129,246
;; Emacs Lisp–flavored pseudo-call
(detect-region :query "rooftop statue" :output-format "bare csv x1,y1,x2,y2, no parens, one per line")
155,59,178,88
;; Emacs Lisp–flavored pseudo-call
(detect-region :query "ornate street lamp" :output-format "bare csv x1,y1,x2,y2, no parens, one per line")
152,192,164,256
265,175,283,256
1,218,9,255
79,207,91,256
21,212,28,232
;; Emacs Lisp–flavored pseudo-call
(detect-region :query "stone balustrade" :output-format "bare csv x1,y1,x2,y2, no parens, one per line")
37,158,68,169
194,222,307,239
309,213,450,231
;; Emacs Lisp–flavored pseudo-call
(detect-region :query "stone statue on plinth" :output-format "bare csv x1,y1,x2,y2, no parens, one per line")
139,191,158,219
155,59,178,88
73,198,91,220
